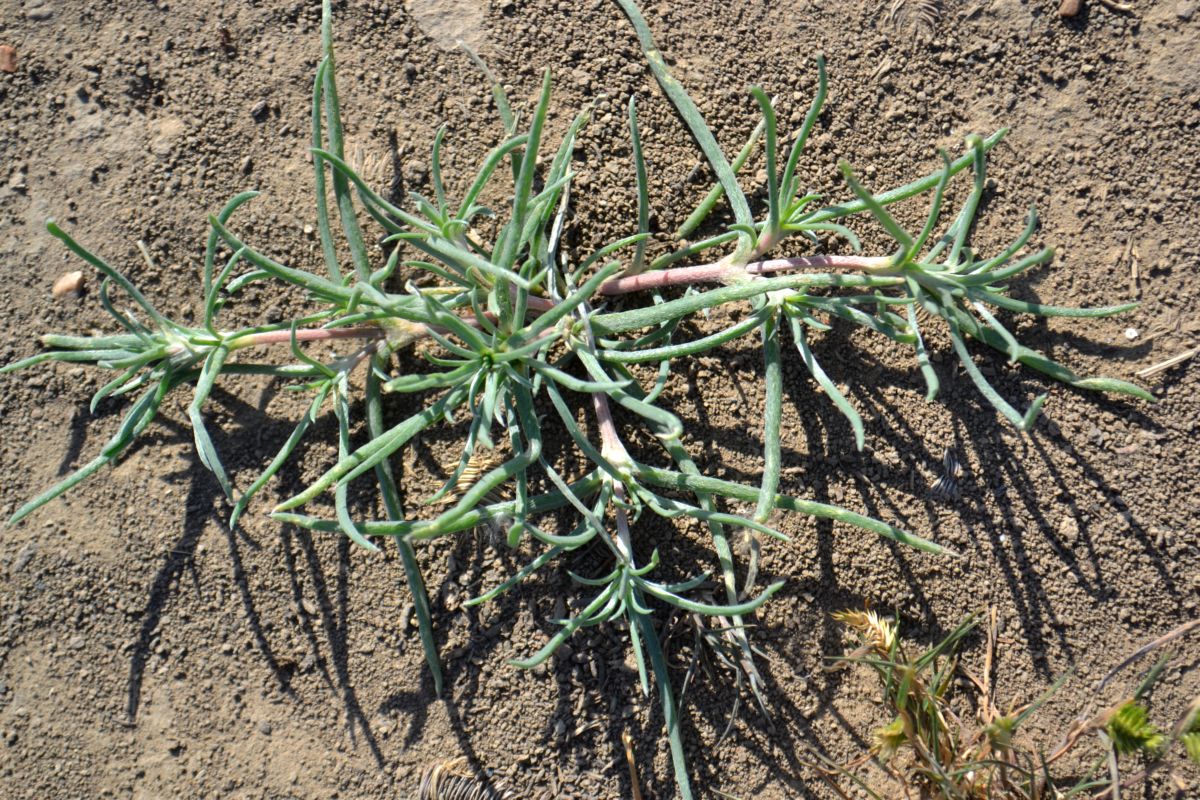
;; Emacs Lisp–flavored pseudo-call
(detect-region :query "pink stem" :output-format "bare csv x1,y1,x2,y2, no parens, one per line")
231,295,558,353
233,326,386,347
591,388,636,560
526,296,556,312
597,254,892,296
592,390,626,460
235,256,875,352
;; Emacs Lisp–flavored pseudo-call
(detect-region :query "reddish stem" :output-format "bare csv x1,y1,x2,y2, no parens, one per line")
233,326,386,348
233,256,882,352
597,254,892,296
592,390,626,461
591,387,636,560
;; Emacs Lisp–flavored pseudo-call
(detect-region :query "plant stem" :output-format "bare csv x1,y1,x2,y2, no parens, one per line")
598,254,894,296
220,258,890,355
227,325,385,350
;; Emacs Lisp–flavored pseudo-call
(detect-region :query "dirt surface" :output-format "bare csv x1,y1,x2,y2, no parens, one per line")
1,0,1199,798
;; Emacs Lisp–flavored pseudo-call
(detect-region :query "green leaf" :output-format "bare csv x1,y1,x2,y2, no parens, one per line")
807,128,1008,226
466,546,562,607
838,162,914,252
946,134,987,269
750,87,780,239
676,115,766,240
332,377,381,553
231,381,332,529
204,191,261,296
365,358,442,694
635,464,952,555
189,345,235,500
276,384,469,511
779,55,827,210
615,0,753,262
47,222,173,332
318,7,371,283
635,608,694,800
905,295,940,401
947,323,1035,431
789,315,865,450
498,69,552,272
756,311,783,521
310,57,341,281
1183,731,1200,765
978,291,1138,319
509,583,618,669
601,308,768,364
627,95,650,275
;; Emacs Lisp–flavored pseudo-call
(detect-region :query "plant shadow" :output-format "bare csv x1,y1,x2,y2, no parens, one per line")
118,384,387,767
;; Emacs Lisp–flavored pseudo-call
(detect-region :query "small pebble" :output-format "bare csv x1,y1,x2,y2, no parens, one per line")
0,45,17,74
1124,327,1139,341
250,100,268,121
240,155,253,175
1058,0,1082,17
257,721,272,735
52,270,85,298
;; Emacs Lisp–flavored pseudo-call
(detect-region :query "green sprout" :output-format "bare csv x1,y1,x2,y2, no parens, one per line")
1,1,1150,796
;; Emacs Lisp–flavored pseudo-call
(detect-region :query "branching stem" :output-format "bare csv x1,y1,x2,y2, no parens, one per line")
216,257,894,354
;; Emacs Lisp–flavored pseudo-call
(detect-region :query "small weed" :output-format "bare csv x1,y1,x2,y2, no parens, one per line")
823,610,1200,799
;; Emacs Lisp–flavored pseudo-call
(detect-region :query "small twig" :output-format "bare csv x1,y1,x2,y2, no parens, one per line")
1097,617,1200,692
982,607,998,724
1047,704,1116,765
1126,238,1140,299
622,730,644,800
1136,346,1198,378
1103,732,1122,800
960,615,996,720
